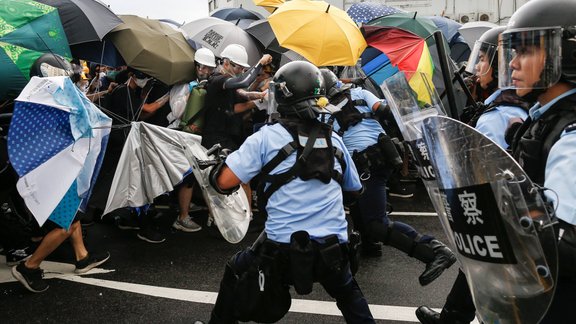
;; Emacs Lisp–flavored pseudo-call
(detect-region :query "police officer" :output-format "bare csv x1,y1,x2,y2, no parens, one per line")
207,61,374,323
320,69,456,286
416,0,576,322
464,26,531,149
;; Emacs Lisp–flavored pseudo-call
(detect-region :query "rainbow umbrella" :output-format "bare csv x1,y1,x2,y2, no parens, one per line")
362,25,434,104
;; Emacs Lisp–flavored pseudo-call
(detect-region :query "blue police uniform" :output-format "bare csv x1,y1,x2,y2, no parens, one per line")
210,122,375,324
475,89,529,149
226,122,362,243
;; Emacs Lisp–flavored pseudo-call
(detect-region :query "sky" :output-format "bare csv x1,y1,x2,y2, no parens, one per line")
101,0,209,25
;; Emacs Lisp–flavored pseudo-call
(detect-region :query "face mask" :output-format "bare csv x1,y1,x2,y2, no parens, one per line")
134,76,151,88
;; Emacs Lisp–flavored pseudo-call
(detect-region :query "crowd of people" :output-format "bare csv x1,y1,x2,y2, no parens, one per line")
1,0,575,322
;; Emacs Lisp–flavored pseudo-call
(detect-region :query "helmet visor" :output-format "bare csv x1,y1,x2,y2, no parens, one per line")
498,27,562,91
466,40,498,76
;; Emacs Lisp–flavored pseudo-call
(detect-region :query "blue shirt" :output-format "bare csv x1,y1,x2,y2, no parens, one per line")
530,88,576,225
225,122,362,243
332,87,385,154
475,89,528,149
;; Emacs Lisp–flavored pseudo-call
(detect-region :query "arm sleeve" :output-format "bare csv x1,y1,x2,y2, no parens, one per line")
223,64,263,90
544,132,576,225
225,131,265,184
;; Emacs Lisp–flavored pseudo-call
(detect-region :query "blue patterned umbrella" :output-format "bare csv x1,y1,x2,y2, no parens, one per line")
8,76,112,229
346,2,404,24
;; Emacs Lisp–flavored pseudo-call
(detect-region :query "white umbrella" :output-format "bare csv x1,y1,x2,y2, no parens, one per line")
104,122,250,244
458,21,499,49
181,17,262,66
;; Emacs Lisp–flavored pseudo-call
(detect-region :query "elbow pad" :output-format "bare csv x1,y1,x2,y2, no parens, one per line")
208,160,240,195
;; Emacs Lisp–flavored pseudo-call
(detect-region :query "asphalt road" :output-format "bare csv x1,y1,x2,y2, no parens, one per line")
0,183,465,323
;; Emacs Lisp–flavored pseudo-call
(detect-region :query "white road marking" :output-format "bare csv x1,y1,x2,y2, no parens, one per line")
1,256,479,323
390,211,438,217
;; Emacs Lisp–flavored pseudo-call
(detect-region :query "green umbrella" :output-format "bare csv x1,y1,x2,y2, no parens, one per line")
0,0,71,100
367,12,439,44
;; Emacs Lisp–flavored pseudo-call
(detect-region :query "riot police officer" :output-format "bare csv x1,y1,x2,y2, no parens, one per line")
417,0,576,322
207,61,374,323
319,68,456,286
464,26,531,149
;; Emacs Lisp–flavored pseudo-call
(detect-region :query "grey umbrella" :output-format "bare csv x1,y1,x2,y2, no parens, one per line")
181,17,261,66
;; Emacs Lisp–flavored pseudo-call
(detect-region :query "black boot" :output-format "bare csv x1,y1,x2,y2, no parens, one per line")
415,306,473,324
415,306,441,324
419,240,457,286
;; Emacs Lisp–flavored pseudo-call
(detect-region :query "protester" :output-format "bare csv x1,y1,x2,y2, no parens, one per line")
172,48,217,233
205,61,374,323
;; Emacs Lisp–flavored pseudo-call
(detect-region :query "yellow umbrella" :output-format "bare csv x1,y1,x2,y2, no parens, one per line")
268,0,366,66
253,0,285,13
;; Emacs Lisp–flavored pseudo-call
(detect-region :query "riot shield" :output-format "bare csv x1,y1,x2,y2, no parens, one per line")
186,144,251,244
380,72,456,246
422,115,557,324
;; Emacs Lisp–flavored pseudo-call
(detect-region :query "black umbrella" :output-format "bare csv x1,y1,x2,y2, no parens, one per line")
211,6,264,21
245,19,284,53
36,0,124,66
36,0,123,45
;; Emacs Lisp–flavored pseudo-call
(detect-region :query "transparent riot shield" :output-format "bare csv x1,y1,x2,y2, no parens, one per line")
422,115,557,324
186,145,251,244
380,72,456,246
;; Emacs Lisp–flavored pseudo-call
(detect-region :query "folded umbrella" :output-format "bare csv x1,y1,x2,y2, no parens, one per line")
268,0,366,66
109,15,196,85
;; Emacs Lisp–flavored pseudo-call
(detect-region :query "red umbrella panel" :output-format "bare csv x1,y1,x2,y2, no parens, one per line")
362,25,433,76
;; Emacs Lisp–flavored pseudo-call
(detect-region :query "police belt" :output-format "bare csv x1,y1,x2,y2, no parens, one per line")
352,133,403,180
254,232,349,295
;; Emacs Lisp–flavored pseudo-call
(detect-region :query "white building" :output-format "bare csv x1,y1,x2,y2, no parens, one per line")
209,0,530,24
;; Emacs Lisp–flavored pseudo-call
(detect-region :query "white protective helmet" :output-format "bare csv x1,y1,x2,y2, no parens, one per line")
194,48,216,68
220,44,250,68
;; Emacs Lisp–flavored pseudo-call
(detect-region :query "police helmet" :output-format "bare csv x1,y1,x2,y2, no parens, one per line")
273,61,327,119
466,26,506,76
319,68,352,99
499,0,576,90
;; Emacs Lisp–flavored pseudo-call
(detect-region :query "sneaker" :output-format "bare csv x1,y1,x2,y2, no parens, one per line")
387,184,415,198
189,202,207,212
75,251,111,274
137,228,166,243
6,247,33,266
173,217,202,233
11,262,49,293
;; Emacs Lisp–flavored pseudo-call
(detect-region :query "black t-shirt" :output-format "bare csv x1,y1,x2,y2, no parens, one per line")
140,80,171,127
202,73,245,147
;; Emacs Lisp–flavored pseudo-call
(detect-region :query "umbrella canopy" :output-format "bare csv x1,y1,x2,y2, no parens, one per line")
253,0,285,14
458,21,499,49
0,0,71,100
211,6,264,21
104,122,251,244
362,25,434,102
426,16,470,63
346,2,404,24
181,17,261,66
109,15,196,85
8,76,112,229
35,0,124,67
35,0,123,45
268,0,366,66
367,12,439,43
245,19,284,53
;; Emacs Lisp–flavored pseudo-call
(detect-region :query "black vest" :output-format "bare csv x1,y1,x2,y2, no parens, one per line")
510,93,576,185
